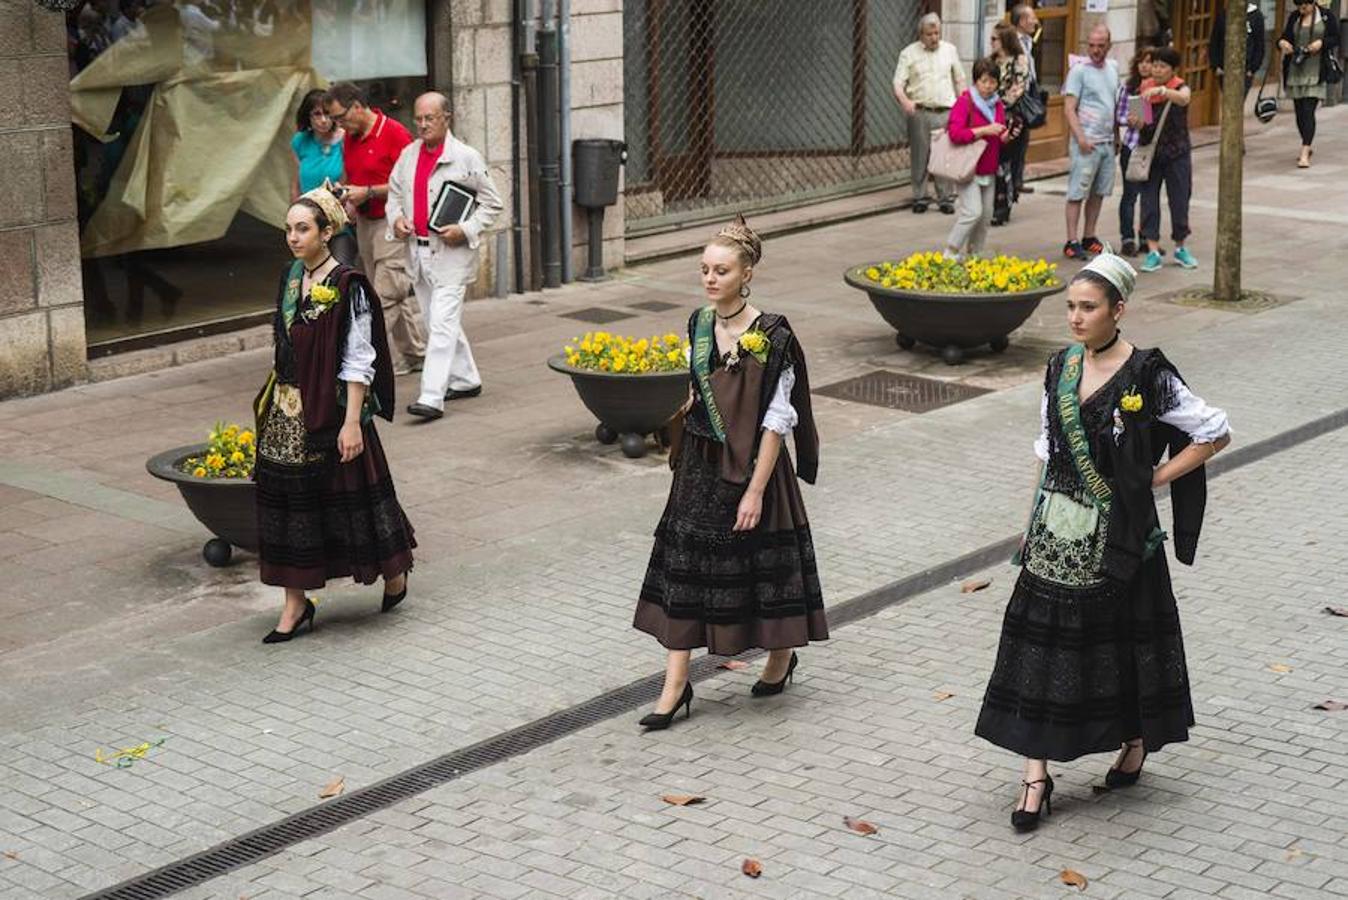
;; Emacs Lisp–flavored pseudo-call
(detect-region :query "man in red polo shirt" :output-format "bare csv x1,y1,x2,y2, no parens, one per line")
325,82,426,373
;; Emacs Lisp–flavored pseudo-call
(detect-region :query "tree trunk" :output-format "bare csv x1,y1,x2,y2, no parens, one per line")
1212,0,1246,302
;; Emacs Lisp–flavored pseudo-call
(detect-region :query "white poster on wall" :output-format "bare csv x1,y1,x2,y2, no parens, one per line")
1086,0,1109,12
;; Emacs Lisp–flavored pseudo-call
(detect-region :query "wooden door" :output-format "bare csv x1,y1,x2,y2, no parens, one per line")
1174,0,1220,126
1026,0,1076,162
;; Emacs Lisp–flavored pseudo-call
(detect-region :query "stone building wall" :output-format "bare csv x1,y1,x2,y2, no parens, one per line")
442,0,626,294
0,3,87,399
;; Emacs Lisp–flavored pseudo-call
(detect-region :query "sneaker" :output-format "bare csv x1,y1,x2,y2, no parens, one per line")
1082,236,1104,255
939,201,956,215
1063,241,1088,260
912,200,930,214
1120,239,1138,257
1173,247,1198,269
1139,250,1163,272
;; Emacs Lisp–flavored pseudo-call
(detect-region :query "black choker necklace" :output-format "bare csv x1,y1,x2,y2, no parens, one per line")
304,254,333,277
1090,329,1121,355
717,301,747,321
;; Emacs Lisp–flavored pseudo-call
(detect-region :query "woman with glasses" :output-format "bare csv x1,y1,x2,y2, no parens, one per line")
291,90,356,264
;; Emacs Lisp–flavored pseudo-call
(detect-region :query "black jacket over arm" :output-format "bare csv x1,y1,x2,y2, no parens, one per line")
1281,6,1341,85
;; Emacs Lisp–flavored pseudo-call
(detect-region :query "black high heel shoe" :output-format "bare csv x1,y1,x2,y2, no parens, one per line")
262,598,315,644
638,682,693,730
751,651,798,697
1011,774,1054,833
381,575,408,613
1105,741,1147,788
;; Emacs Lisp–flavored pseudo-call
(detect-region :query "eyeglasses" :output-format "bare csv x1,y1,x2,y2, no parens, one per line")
327,105,352,123
413,114,447,124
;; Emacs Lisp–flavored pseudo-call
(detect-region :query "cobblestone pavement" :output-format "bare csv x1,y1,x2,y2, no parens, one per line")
0,109,1344,899
167,426,1348,900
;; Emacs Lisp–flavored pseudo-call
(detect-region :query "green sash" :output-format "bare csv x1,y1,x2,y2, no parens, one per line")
253,262,304,430
1056,344,1112,511
691,306,726,442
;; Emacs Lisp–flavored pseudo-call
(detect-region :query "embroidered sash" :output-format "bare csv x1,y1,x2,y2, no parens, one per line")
690,306,726,442
1056,344,1113,510
254,261,305,432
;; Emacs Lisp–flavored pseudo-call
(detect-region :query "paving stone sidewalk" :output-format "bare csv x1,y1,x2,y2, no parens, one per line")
170,426,1348,900
0,108,1345,899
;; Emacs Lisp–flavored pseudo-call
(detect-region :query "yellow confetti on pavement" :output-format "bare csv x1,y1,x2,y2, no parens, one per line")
95,738,166,768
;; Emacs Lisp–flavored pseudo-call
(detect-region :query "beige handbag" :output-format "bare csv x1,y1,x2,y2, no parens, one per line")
1125,101,1172,183
928,128,987,184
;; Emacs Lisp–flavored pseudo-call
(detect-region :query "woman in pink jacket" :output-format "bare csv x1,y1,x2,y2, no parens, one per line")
944,58,1019,260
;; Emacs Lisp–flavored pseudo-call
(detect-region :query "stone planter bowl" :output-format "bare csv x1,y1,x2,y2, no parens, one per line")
147,444,257,567
548,355,689,458
843,264,1066,364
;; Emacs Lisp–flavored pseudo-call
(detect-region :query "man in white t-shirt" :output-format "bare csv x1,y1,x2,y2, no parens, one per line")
1061,25,1120,260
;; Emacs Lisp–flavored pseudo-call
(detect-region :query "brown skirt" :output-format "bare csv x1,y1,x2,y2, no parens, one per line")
255,401,415,590
634,432,828,656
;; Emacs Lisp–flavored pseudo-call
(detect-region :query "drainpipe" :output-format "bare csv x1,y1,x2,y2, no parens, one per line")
538,0,562,288
559,0,574,282
522,50,543,291
510,0,525,292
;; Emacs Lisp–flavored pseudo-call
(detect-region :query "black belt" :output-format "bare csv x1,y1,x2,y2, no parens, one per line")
919,105,950,112
415,237,431,246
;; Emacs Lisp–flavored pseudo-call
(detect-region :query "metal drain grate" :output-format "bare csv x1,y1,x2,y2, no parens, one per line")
627,300,683,312
557,307,637,324
82,404,1348,900
815,370,990,413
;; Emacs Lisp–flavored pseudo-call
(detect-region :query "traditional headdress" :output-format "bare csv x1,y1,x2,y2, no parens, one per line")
715,214,762,266
1080,249,1136,301
297,186,349,233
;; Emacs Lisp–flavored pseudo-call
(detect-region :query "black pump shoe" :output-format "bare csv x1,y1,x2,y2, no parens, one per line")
1105,741,1147,788
1011,774,1054,833
263,598,316,644
382,576,408,613
639,681,693,730
751,651,798,697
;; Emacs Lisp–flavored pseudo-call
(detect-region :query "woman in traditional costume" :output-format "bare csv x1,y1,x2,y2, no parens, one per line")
253,187,416,644
633,216,827,730
975,252,1230,830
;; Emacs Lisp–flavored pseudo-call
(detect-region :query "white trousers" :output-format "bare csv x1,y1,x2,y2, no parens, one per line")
412,245,481,409
945,175,994,258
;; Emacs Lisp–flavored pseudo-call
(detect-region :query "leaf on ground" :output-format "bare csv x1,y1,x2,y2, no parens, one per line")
1312,700,1348,711
318,776,345,799
1267,663,1293,673
933,691,955,702
2,851,17,861
661,794,706,806
741,858,763,878
1286,846,1304,862
1059,868,1088,890
843,816,879,835
961,577,992,593
1324,606,1348,618
718,660,749,670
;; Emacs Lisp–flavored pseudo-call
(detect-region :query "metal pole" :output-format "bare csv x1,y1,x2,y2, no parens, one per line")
537,10,562,289
522,52,544,291
510,0,525,293
1213,0,1246,302
559,0,574,282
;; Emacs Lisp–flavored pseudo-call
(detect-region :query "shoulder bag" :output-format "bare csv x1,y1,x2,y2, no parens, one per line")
928,128,987,184
1125,101,1172,183
1013,75,1048,129
1254,51,1279,122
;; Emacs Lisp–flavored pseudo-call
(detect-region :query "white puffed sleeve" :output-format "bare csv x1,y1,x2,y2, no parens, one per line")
1033,389,1050,462
761,366,799,435
1156,371,1229,443
338,290,377,385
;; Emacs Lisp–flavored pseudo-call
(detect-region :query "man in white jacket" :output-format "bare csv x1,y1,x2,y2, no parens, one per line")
387,92,503,420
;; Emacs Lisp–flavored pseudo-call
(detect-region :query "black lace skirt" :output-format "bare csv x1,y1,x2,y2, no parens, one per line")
634,432,828,656
255,403,415,590
974,554,1194,762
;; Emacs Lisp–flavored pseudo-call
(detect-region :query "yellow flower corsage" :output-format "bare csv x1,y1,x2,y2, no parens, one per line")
1120,389,1143,413
310,283,339,307
737,328,769,365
